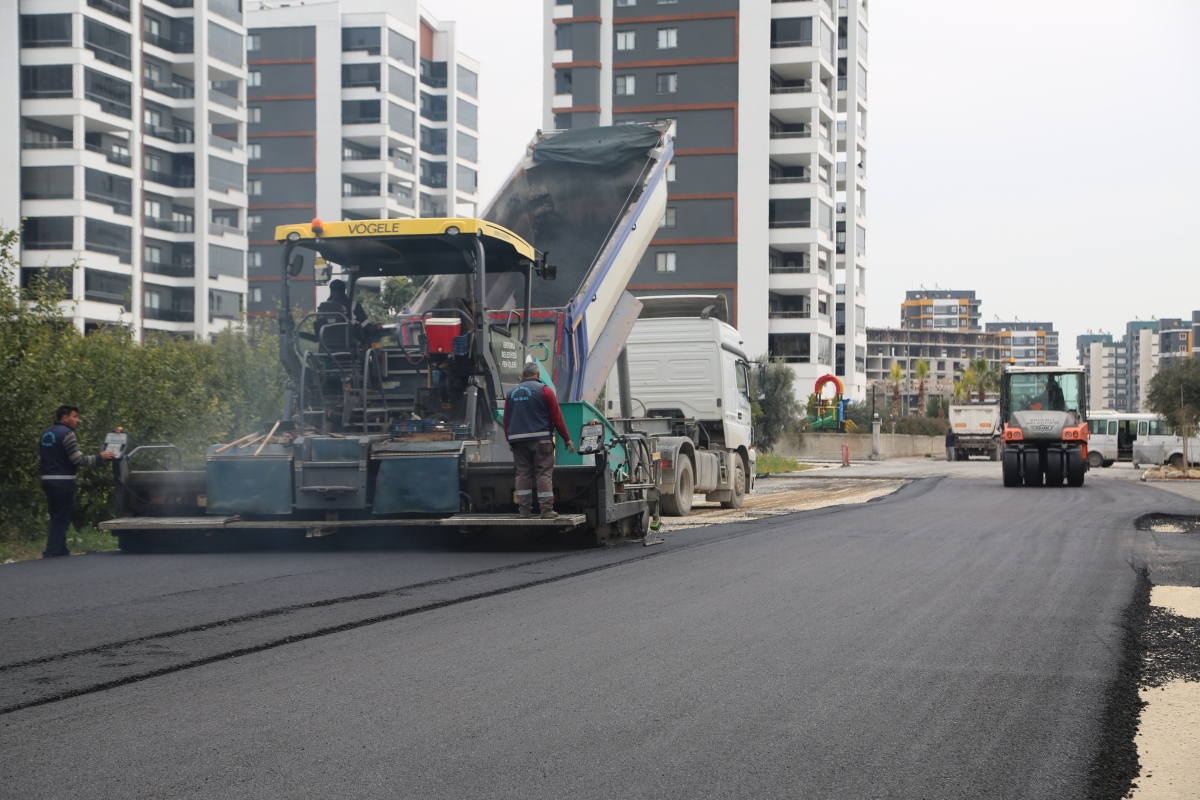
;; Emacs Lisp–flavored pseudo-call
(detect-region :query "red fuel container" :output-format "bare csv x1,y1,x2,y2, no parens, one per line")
424,318,462,354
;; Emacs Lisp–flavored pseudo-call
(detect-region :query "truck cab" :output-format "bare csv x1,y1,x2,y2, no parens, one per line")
605,295,756,515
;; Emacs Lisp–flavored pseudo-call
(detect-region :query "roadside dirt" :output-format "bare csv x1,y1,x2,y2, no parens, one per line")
658,477,906,532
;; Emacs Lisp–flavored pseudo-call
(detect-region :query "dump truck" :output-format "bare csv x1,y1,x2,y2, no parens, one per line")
947,403,1001,461
602,294,757,515
999,366,1089,487
101,124,675,546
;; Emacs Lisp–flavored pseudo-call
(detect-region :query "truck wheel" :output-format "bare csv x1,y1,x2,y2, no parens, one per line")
1169,453,1186,470
990,447,1001,462
1002,449,1021,487
661,459,694,517
1023,449,1044,487
1087,451,1104,469
1067,449,1085,486
1045,450,1064,486
1102,460,1115,468
720,458,746,509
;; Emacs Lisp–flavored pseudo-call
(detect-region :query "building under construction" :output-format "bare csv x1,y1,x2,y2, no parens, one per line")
865,327,1002,409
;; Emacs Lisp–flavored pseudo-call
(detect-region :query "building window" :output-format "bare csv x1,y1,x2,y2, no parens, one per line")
665,162,676,182
342,27,381,56
144,199,162,219
247,179,262,196
248,107,261,123
656,251,676,272
656,73,678,94
657,28,678,49
616,0,636,6
659,207,676,228
616,31,635,51
658,0,678,4
615,75,636,95
247,215,262,232
555,24,572,51
248,251,262,268
248,70,261,87
247,143,261,159
250,286,263,303
247,34,260,52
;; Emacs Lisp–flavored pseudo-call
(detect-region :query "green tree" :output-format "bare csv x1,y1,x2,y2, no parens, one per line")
889,362,904,417
914,360,930,417
0,226,286,540
750,357,802,452
358,276,428,324
1146,358,1200,439
968,357,996,402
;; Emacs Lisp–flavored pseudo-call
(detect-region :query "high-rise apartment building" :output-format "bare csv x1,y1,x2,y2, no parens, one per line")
10,0,249,339
866,326,1001,407
1158,314,1198,369
543,0,870,399
244,0,480,316
901,290,981,331
986,321,1059,367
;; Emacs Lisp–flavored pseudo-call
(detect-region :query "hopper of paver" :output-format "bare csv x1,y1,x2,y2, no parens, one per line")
416,123,673,403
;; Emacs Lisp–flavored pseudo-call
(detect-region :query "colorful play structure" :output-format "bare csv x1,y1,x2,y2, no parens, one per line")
808,374,856,433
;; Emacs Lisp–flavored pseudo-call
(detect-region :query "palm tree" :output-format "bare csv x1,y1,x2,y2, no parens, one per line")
969,357,995,402
955,368,974,403
915,360,930,417
889,362,903,417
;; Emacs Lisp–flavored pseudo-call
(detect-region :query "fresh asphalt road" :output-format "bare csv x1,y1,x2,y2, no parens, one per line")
3,473,1200,799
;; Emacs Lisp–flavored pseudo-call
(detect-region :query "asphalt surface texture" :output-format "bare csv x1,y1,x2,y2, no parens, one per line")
3,463,1200,799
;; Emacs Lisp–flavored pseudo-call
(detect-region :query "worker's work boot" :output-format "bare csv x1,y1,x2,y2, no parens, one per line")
538,493,557,519
518,505,532,519
539,508,559,520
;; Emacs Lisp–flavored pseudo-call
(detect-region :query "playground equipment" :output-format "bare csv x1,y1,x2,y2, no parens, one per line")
809,374,854,433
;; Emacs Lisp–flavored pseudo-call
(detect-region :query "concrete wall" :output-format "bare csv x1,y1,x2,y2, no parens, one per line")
776,433,946,462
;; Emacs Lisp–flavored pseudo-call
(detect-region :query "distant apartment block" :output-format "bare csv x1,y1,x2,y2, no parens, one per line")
985,321,1059,367
8,0,250,339
900,290,981,332
244,0,480,316
544,0,871,399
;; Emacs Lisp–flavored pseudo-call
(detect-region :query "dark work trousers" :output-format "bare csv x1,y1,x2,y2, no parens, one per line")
512,440,556,513
42,481,76,557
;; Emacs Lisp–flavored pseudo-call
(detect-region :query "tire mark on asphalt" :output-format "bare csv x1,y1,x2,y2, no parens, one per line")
0,477,925,716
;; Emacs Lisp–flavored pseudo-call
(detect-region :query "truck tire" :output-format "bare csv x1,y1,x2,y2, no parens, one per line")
1045,450,1064,487
720,457,746,509
1002,449,1021,487
1087,451,1104,469
1169,453,1186,470
1023,449,1043,487
661,459,694,517
1067,449,1085,487
990,447,1001,462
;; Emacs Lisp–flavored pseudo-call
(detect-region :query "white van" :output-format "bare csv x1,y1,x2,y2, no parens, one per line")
1086,412,1199,468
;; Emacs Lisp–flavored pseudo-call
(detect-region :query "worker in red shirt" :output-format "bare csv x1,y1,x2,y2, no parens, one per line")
503,361,575,518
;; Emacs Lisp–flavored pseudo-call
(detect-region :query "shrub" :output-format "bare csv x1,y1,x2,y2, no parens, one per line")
0,227,286,539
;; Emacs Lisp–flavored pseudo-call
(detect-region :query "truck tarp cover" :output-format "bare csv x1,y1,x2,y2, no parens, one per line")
480,125,660,309
530,126,661,168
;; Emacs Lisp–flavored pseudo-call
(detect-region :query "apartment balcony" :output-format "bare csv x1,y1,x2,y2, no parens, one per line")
208,90,241,110
144,307,195,322
83,142,132,168
768,313,830,336
144,123,195,145
209,222,245,237
342,157,386,177
87,0,131,21
769,89,819,113
769,132,819,158
145,215,194,233
144,261,195,278
769,270,821,293
769,181,822,202
208,135,242,153
143,31,194,56
145,169,195,188
146,79,195,102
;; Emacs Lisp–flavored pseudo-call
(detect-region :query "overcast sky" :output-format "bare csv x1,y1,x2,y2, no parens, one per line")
423,0,1200,364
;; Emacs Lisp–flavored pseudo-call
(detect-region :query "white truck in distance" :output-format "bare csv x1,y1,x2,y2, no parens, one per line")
949,403,1001,461
604,295,756,516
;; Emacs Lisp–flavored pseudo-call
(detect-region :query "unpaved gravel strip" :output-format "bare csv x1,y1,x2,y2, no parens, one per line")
659,479,906,532
1131,585,1200,799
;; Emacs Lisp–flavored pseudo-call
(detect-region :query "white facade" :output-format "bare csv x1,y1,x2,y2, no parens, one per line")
11,0,250,339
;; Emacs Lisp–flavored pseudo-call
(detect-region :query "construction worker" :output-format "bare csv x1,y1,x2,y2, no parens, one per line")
503,362,575,518
39,404,115,558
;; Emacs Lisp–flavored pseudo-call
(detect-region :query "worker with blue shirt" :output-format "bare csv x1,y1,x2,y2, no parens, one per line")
39,404,115,558
503,362,575,519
